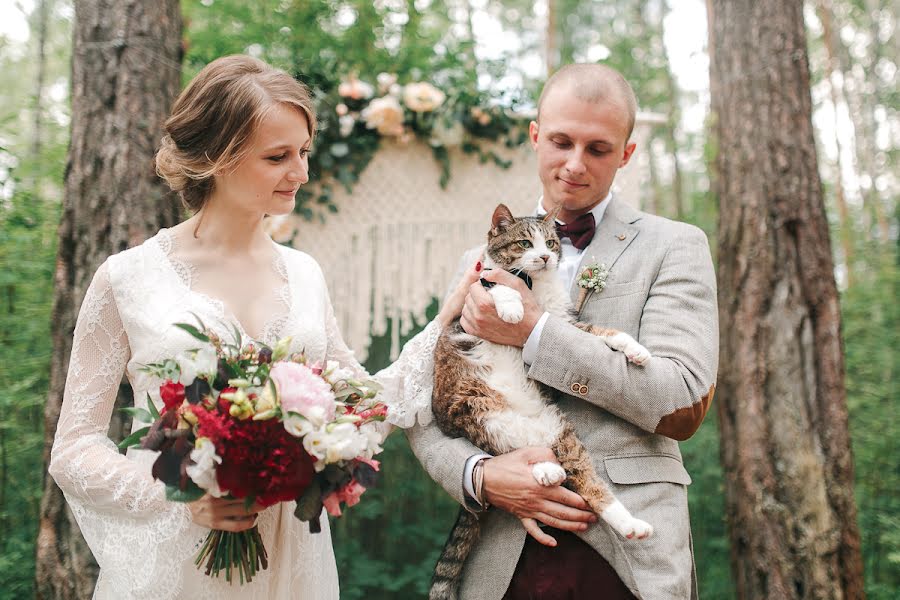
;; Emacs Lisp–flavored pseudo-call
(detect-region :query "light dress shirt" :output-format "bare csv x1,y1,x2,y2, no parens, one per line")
462,193,613,507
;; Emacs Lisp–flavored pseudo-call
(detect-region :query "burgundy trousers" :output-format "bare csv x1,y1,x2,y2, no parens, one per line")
501,528,636,600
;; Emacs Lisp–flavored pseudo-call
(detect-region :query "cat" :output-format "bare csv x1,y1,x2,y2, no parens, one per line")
429,203,653,600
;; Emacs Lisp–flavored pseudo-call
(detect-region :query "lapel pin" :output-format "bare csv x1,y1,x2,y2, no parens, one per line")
616,233,627,241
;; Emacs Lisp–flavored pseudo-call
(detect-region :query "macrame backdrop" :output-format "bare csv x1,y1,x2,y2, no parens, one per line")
282,116,659,362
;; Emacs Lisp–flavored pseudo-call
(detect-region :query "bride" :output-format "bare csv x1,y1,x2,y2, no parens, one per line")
48,55,477,599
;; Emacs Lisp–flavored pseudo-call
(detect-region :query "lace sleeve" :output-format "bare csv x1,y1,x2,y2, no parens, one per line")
48,262,197,591
322,288,442,431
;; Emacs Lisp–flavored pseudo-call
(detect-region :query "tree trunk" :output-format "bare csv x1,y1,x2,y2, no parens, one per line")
545,0,558,75
708,1,865,599
35,1,182,598
30,0,50,173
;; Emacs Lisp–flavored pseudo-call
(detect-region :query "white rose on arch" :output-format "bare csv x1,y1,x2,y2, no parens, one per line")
431,118,465,147
403,82,446,113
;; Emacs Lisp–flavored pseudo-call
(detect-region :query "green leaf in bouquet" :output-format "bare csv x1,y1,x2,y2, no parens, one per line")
321,464,352,493
243,495,257,511
166,482,206,503
117,425,151,450
146,393,161,420
354,461,379,488
230,322,243,349
119,406,154,424
333,388,358,401
188,311,208,333
294,479,323,523
175,322,211,343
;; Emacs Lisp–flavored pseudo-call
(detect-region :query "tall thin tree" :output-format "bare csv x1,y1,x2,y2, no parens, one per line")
35,1,182,598
708,1,865,598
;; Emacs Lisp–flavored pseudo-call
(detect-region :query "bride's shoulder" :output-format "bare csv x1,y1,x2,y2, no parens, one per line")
275,243,325,277
103,229,168,281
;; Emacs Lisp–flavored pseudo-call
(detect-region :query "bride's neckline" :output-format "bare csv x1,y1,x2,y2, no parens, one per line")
152,227,293,343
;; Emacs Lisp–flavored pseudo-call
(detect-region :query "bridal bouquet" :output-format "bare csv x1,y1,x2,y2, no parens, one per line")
120,319,386,584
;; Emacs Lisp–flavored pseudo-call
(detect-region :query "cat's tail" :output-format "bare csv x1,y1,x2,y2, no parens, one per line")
429,508,481,600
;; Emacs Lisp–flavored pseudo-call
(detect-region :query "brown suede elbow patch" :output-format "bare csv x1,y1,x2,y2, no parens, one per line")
654,384,716,441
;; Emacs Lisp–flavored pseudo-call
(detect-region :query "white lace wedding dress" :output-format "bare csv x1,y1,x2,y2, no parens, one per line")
49,229,439,599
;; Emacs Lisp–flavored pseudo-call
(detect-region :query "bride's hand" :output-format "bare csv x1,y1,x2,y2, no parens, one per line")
189,495,262,532
437,257,483,328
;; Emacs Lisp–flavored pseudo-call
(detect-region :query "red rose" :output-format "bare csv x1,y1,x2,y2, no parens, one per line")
159,380,185,413
214,418,315,506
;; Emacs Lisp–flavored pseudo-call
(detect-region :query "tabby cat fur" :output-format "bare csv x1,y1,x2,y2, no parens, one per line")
429,204,653,600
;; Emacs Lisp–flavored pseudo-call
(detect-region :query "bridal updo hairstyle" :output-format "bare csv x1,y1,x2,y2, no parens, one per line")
156,55,317,212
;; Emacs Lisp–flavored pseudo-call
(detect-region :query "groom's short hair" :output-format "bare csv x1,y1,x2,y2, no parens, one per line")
537,63,638,140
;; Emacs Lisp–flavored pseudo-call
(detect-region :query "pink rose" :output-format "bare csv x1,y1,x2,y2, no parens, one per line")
323,479,367,517
269,362,336,425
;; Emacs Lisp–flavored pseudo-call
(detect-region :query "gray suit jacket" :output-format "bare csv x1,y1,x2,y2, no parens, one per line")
407,198,718,600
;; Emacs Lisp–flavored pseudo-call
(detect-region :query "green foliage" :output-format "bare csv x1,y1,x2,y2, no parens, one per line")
841,239,900,598
0,190,60,599
681,407,735,599
0,3,71,597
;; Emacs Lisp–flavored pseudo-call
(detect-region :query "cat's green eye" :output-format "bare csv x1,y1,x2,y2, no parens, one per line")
546,240,558,250
518,240,533,249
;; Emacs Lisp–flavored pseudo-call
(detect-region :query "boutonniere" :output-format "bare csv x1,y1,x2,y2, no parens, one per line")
575,261,609,313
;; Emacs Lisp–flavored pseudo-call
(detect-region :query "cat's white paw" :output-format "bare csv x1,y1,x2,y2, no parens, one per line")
625,342,652,366
489,285,524,324
531,462,567,486
600,499,653,540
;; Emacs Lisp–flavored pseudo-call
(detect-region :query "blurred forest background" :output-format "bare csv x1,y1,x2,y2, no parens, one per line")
0,0,896,598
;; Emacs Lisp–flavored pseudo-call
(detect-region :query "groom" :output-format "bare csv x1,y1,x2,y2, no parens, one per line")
408,63,718,599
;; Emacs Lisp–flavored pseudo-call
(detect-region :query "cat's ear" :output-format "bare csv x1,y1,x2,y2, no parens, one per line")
491,204,515,233
543,204,561,223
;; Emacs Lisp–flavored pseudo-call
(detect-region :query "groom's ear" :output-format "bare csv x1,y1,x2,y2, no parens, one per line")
491,204,515,234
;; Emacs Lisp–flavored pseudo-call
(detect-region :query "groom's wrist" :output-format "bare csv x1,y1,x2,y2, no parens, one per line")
463,453,492,511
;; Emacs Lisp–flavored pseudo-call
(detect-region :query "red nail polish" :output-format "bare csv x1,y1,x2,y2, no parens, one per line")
475,261,482,272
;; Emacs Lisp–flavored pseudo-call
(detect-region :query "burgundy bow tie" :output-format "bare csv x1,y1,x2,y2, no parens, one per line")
555,212,596,250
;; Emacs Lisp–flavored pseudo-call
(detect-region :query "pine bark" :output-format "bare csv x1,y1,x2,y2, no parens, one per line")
708,1,865,598
35,1,182,598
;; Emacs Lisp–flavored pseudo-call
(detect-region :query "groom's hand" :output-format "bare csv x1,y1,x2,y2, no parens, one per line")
460,270,541,346
482,447,596,547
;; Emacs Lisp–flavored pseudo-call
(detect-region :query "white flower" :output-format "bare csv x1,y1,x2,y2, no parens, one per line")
361,96,404,137
376,72,397,93
303,428,329,469
359,422,384,458
186,438,224,497
403,82,445,113
430,119,465,147
335,103,349,116
323,423,369,464
324,360,355,386
176,346,217,386
339,114,356,137
283,413,314,438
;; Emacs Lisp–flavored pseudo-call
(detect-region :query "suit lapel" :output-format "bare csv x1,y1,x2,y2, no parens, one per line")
570,198,643,304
